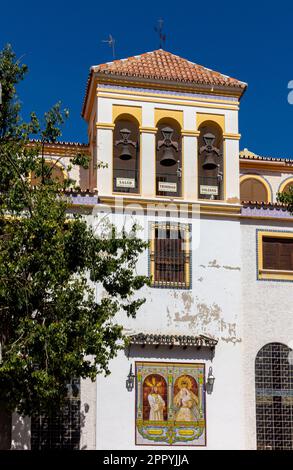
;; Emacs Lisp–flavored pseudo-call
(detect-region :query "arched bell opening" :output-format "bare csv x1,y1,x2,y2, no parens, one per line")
198,121,223,200
113,115,140,193
156,119,182,197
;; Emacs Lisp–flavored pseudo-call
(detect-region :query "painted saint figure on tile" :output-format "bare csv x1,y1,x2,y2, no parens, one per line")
174,375,199,422
143,374,167,422
136,362,206,446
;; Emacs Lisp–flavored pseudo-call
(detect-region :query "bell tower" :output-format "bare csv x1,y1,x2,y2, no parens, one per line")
82,49,246,203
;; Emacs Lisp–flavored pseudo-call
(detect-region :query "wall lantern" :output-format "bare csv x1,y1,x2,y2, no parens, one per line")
126,364,136,392
206,366,215,394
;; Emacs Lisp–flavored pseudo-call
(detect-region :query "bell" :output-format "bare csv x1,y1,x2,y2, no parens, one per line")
119,144,132,161
160,147,177,166
202,152,218,170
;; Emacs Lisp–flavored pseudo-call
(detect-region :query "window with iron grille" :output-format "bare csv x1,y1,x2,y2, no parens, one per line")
149,223,191,288
31,378,80,450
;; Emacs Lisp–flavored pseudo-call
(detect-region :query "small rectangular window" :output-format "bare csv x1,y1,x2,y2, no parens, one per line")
150,223,190,288
258,231,293,281
263,237,293,271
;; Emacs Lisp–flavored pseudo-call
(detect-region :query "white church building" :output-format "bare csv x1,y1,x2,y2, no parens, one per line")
12,49,293,450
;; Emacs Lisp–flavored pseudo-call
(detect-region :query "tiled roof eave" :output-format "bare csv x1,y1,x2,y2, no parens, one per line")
242,201,290,209
28,139,89,148
128,332,218,349
82,49,247,116
240,156,293,164
94,70,247,94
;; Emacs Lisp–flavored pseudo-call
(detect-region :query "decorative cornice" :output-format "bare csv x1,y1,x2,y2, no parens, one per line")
128,333,218,349
240,159,293,173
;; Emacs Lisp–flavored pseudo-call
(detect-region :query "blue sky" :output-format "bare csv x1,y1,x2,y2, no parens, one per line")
1,0,293,157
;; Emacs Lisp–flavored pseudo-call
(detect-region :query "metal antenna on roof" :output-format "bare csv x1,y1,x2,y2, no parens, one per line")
154,19,166,49
102,34,116,59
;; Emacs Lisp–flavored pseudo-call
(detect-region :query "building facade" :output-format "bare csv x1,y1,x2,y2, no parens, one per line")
11,50,293,450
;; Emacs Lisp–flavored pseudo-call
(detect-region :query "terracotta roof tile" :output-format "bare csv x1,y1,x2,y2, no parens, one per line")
240,148,293,163
93,49,246,89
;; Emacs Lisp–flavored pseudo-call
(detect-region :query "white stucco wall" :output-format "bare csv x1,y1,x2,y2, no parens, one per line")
91,208,245,450
241,219,293,449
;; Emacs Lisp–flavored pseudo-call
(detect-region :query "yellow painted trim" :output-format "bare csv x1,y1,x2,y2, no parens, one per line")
240,174,272,203
112,104,142,125
98,195,241,216
181,130,200,137
279,178,293,193
139,126,158,134
223,133,241,140
240,160,293,173
241,215,293,222
154,109,183,127
257,230,293,281
97,85,239,106
197,113,225,132
96,122,115,130
97,92,239,111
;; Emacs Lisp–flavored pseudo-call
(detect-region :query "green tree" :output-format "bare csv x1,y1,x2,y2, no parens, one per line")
0,45,149,445
277,186,293,213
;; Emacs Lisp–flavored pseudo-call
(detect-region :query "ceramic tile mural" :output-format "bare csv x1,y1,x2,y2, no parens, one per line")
135,362,206,446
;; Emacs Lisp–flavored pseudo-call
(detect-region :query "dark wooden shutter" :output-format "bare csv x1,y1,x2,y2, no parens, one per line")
263,237,293,270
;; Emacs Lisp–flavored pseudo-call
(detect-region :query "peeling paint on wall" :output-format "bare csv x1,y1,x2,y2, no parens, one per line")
167,291,241,344
208,259,221,269
200,260,241,271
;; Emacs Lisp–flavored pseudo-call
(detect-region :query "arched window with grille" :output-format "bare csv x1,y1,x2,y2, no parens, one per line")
255,342,293,450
